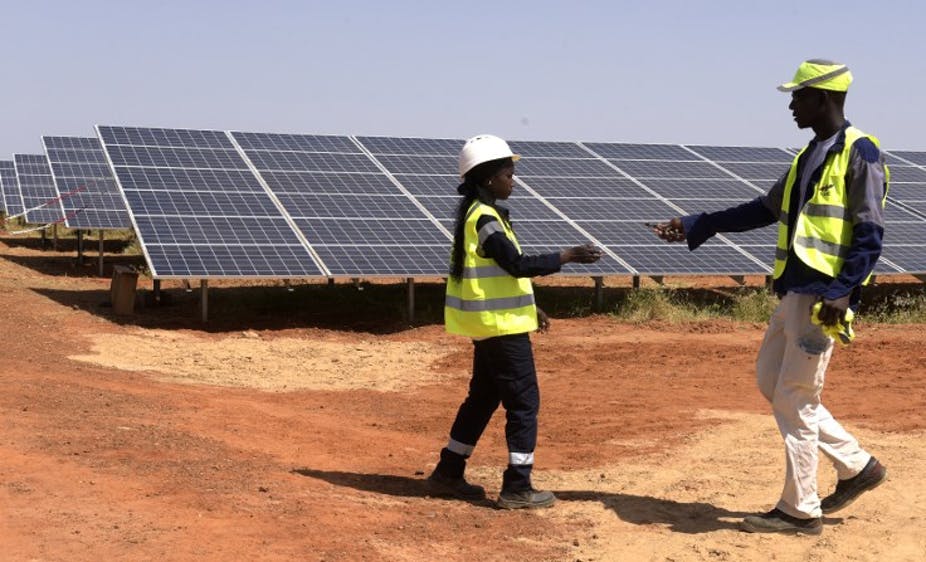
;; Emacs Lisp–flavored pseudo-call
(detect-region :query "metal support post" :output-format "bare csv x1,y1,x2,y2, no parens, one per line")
76,230,84,265
406,278,415,323
201,280,209,323
98,230,105,277
153,279,161,304
593,276,604,312
632,275,640,289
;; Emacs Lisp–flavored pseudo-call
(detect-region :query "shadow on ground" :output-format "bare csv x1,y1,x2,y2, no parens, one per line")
291,468,832,533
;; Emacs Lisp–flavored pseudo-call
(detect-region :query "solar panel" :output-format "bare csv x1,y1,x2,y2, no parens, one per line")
43,136,131,229
14,154,63,224
885,150,926,166
355,136,460,156
886,166,926,183
685,145,794,163
98,125,324,279
582,142,694,161
231,131,451,277
0,160,20,215
640,179,763,200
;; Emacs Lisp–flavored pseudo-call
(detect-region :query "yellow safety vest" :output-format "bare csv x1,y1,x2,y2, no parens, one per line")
445,200,538,338
772,126,889,283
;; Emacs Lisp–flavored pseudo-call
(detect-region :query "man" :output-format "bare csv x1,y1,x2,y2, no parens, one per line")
653,59,889,535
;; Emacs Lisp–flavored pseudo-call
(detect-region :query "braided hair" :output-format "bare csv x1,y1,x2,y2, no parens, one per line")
449,157,513,280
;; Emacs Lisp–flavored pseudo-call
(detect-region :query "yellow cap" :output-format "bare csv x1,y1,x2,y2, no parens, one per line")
778,59,853,92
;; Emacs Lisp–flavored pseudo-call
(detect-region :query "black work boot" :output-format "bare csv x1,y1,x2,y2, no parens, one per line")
740,508,822,535
821,456,888,514
425,470,486,501
497,488,556,509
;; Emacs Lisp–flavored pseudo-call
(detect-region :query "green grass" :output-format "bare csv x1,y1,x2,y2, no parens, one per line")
607,286,777,323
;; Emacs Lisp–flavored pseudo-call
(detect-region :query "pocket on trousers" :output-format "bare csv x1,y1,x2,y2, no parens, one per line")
797,325,831,356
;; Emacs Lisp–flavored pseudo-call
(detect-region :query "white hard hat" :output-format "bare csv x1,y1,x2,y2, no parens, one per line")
458,134,520,179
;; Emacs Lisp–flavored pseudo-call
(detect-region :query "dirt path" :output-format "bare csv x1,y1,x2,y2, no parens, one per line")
1,237,924,561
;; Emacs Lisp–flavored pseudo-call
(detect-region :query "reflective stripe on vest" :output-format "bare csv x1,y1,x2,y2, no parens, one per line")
445,200,538,338
772,126,889,284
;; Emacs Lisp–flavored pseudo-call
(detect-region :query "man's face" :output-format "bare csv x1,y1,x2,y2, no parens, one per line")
788,88,827,129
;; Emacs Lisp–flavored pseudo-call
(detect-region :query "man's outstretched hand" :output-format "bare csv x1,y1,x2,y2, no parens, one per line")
648,218,686,242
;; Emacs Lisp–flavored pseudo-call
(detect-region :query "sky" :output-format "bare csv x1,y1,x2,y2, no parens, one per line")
2,0,924,157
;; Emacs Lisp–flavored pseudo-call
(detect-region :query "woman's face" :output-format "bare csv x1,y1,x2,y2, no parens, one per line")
486,164,515,200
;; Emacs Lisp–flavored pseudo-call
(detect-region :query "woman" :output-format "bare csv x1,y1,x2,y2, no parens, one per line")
428,134,602,509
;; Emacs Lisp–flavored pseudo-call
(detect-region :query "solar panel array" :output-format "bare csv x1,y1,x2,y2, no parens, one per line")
43,136,131,229
0,160,20,216
4,125,923,280
14,153,62,224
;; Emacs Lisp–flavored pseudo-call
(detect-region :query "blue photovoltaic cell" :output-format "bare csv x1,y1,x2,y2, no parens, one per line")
294,218,448,246
233,132,360,153
115,167,265,192
610,243,769,275
122,190,282,217
371,154,456,175
246,150,382,173
713,162,789,180
98,126,231,149
718,229,779,247
886,166,926,183
895,201,926,216
412,196,461,220
516,158,622,177
885,150,926,166
277,193,425,219
14,154,63,224
260,171,400,194
522,177,650,198
640,179,763,199
391,175,460,196
99,125,323,278
880,245,926,273
356,136,461,156
583,142,695,161
611,159,731,179
311,245,452,276
686,145,793,163
886,201,925,221
106,145,249,169
146,245,318,277
543,197,678,220
43,136,131,229
507,141,592,159
0,160,21,215
231,130,451,276
509,220,596,245
886,183,926,204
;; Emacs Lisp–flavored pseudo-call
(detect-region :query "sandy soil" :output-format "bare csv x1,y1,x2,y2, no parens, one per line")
1,235,925,561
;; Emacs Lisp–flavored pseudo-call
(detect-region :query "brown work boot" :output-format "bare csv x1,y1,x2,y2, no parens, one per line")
740,508,822,535
821,457,888,514
425,470,486,501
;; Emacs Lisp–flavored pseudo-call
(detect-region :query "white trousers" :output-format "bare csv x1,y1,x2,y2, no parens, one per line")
755,292,871,519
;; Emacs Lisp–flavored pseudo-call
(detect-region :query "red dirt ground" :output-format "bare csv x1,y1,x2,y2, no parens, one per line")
1,236,924,561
